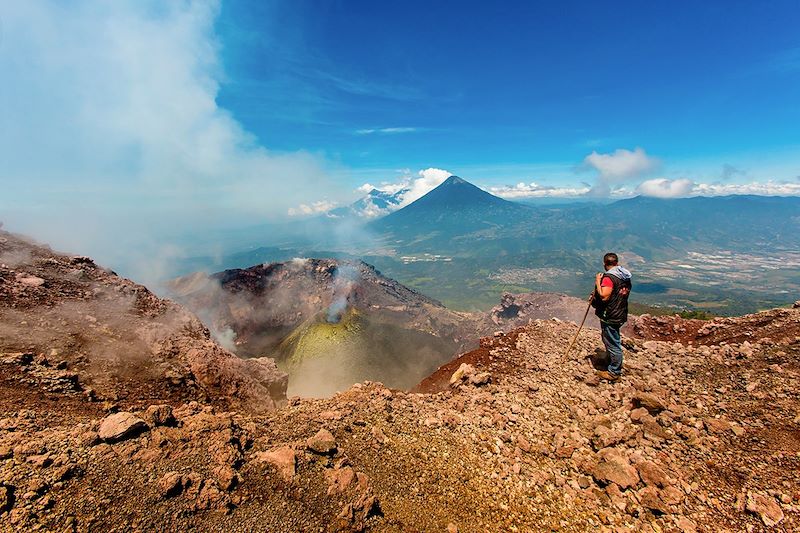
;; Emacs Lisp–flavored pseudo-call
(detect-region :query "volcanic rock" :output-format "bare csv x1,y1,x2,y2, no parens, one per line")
98,412,148,442
632,392,667,414
256,447,296,481
2,229,800,531
746,492,784,526
469,372,491,386
158,472,184,499
449,363,475,385
325,466,355,494
0,485,12,513
636,460,669,488
17,275,45,287
143,405,175,427
307,428,337,454
592,451,639,489
638,486,669,514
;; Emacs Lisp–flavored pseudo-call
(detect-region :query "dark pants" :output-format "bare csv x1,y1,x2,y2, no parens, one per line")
601,322,623,376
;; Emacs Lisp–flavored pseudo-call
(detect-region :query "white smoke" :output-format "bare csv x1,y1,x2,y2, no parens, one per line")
0,1,346,284
326,263,358,323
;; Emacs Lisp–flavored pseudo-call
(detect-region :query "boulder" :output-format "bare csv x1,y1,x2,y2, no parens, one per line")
255,447,296,481
98,412,148,442
632,393,667,414
307,428,337,454
325,466,355,494
469,372,492,386
636,460,669,488
450,363,475,385
158,472,184,499
17,275,45,287
746,492,784,527
593,451,640,489
143,405,175,427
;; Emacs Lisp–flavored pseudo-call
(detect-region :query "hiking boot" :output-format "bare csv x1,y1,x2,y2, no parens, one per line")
596,370,620,382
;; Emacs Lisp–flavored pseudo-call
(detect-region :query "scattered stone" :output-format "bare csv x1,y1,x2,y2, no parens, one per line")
673,516,697,533
98,412,148,442
158,472,184,499
371,426,387,445
469,372,492,386
143,405,175,427
584,374,601,387
450,363,475,385
637,460,669,488
26,454,52,468
325,466,355,494
746,492,784,527
704,417,732,434
255,447,296,481
593,451,640,489
629,407,650,423
0,485,12,513
639,486,669,514
632,392,667,414
307,428,337,454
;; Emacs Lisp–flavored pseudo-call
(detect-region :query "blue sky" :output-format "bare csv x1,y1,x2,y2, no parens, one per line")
213,1,800,193
1,0,799,267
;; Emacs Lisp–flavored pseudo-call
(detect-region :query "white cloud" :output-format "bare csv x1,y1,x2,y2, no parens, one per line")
400,168,452,206
489,182,591,198
636,178,695,198
356,200,390,219
691,180,800,196
584,147,658,181
355,127,418,135
355,167,453,210
635,178,800,198
288,200,338,217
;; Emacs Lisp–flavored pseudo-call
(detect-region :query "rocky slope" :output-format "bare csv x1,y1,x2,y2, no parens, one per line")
0,229,287,413
1,230,798,531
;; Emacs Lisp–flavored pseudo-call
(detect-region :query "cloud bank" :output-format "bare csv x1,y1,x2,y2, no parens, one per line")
636,178,800,198
489,182,591,199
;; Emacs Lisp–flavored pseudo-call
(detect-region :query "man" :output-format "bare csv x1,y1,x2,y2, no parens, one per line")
592,252,632,381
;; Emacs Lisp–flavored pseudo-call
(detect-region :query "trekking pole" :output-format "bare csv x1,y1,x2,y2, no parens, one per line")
564,293,594,359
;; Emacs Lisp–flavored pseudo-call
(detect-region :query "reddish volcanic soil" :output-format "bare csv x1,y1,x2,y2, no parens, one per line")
1,229,799,531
